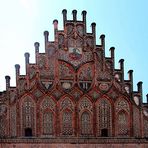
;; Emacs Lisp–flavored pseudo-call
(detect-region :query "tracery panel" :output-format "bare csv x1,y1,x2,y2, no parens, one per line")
0,117,7,137
41,96,56,136
115,98,130,137
133,106,140,137
144,119,148,137
96,99,112,136
81,111,92,135
59,97,74,136
79,97,93,136
116,111,129,137
22,96,35,136
0,104,7,137
43,111,53,135
62,111,73,135
10,105,17,137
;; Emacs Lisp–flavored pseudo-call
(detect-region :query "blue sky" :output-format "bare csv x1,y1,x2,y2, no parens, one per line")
0,0,148,102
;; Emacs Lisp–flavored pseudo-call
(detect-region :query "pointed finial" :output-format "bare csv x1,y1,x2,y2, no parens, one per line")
128,70,133,81
34,42,40,53
53,19,58,36
62,9,67,23
137,81,143,94
15,64,20,77
44,31,49,44
110,47,115,59
82,10,87,21
53,19,58,30
82,10,87,32
100,34,105,50
91,22,96,34
24,52,30,64
119,59,124,70
72,10,77,21
5,75,10,90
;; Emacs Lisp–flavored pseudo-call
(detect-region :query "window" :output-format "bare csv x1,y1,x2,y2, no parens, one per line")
62,111,73,135
43,112,53,135
25,128,32,137
81,111,91,135
101,128,108,137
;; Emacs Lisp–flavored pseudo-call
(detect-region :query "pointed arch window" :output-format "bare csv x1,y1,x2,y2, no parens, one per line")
62,111,73,135
81,111,91,135
22,97,35,136
43,111,53,135
117,112,128,136
97,99,112,136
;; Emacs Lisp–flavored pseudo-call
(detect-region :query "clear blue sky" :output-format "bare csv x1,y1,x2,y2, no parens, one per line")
0,0,148,102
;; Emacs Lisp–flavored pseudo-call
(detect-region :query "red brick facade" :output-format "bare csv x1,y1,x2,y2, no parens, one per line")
0,9,148,147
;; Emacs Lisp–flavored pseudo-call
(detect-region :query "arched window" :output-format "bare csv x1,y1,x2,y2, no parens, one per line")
117,112,128,136
81,111,91,135
43,111,53,135
22,97,35,136
62,111,73,135
97,99,112,136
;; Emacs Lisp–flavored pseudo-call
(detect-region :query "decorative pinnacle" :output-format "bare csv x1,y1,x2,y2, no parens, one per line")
110,47,115,51
53,19,58,30
128,70,133,74
137,81,143,93
100,34,105,49
100,34,105,39
82,10,87,16
24,52,30,64
5,75,10,90
91,22,96,34
72,9,77,21
119,59,124,70
44,31,49,36
44,31,49,43
110,47,115,59
82,10,87,32
15,64,20,76
34,42,40,53
119,59,124,63
15,64,20,71
128,70,133,81
62,9,67,22
5,75,10,81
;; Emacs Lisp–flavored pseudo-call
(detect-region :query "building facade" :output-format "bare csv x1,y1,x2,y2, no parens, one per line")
0,10,148,147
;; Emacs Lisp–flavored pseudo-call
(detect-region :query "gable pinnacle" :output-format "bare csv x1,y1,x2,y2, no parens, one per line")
62,9,67,24
82,10,87,32
53,19,58,36
100,34,105,50
72,10,77,21
137,81,143,94
15,64,20,77
53,19,58,29
24,52,30,64
34,42,40,53
44,31,49,47
5,75,10,90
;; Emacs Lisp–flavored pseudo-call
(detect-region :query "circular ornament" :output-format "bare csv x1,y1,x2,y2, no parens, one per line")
62,82,72,89
99,83,109,91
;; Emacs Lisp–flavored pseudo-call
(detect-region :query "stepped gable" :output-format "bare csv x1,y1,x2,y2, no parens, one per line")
0,9,148,146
